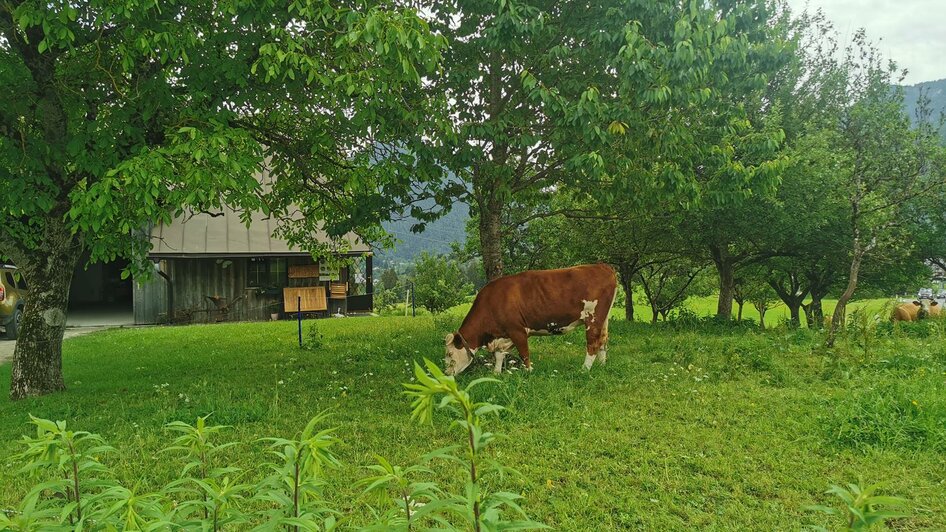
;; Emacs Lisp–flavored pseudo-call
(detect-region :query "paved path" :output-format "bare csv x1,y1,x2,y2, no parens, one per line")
0,327,106,365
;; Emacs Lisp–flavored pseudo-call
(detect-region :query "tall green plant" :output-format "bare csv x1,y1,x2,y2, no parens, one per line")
163,415,246,529
14,415,115,527
807,482,909,531
254,412,342,531
403,359,547,531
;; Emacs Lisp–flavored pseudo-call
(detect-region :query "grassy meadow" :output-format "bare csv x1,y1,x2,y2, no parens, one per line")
0,304,944,529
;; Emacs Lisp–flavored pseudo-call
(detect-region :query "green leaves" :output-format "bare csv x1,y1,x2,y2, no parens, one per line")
401,358,545,530
806,481,909,531
6,371,542,530
412,253,473,314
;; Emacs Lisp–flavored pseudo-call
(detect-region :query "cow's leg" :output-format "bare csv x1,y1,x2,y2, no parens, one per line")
584,318,608,370
593,287,616,367
596,322,610,366
509,331,531,371
493,351,506,374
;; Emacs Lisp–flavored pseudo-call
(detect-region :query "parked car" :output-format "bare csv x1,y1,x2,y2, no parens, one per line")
0,264,28,339
937,290,946,300
918,288,934,300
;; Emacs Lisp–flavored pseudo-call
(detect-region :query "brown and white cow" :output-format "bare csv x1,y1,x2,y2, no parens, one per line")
444,264,618,375
892,299,942,321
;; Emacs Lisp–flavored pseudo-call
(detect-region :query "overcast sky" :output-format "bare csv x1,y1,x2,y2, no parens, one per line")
785,0,946,85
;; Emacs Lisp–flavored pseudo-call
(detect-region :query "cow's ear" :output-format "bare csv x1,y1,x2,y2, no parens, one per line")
913,300,922,306
444,333,455,345
932,301,940,307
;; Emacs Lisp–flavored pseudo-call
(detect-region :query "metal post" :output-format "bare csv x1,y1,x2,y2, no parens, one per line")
411,282,416,317
297,296,303,347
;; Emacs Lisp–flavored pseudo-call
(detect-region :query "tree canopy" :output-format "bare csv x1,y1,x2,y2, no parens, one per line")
0,0,446,398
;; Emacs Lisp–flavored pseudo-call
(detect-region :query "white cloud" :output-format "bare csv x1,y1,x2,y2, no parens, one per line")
785,0,946,84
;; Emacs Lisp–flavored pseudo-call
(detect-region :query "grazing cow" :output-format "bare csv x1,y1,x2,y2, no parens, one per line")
444,264,618,375
892,299,942,321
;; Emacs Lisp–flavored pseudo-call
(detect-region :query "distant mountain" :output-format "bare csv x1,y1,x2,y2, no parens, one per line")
376,203,470,267
902,78,946,142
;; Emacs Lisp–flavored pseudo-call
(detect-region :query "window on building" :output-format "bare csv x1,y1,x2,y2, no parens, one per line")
247,258,288,288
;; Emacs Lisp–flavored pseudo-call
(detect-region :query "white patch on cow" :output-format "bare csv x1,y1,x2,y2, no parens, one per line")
583,354,596,370
561,320,582,333
580,299,599,322
487,338,514,353
526,328,551,336
494,351,506,374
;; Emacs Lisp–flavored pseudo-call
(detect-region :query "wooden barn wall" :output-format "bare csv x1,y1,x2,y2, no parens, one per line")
166,258,275,323
133,275,168,324
134,256,371,324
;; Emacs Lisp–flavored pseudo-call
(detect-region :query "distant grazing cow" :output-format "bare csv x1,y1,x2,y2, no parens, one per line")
892,299,942,322
444,264,618,375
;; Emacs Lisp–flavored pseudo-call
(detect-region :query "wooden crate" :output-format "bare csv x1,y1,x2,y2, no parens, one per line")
283,286,327,312
329,282,348,299
288,264,320,279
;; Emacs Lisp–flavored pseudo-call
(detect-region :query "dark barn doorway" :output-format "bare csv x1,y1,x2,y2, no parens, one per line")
68,256,135,326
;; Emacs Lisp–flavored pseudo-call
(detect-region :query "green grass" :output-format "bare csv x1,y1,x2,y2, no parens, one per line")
632,295,895,325
1,312,945,529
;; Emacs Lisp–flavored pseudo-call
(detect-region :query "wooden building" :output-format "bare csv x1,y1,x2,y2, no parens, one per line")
132,208,372,325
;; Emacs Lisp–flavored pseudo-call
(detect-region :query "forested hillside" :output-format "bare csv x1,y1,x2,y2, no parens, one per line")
376,203,469,267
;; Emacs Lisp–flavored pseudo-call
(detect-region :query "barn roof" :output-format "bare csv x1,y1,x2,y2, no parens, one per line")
148,207,370,258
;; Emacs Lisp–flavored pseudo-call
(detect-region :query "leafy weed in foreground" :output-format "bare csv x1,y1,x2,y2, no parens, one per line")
0,362,546,531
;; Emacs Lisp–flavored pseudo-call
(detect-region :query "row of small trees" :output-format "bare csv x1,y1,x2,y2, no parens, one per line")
463,15,946,341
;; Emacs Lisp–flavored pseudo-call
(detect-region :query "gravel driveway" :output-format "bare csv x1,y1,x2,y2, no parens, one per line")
0,327,105,365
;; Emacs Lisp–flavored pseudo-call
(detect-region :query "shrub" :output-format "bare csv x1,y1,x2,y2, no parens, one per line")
412,253,473,314
303,321,323,350
374,285,404,313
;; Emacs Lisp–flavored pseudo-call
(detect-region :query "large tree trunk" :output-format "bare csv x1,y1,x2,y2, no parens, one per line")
625,292,634,322
768,273,809,329
617,263,635,321
478,199,504,281
9,221,81,400
711,246,735,320
804,268,833,330
809,297,825,328
826,252,864,347
789,304,801,326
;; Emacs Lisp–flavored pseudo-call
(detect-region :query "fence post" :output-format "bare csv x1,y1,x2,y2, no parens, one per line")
297,296,303,348
411,283,416,317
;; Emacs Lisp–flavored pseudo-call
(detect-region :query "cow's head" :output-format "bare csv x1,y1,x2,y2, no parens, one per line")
444,332,473,376
917,298,939,318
